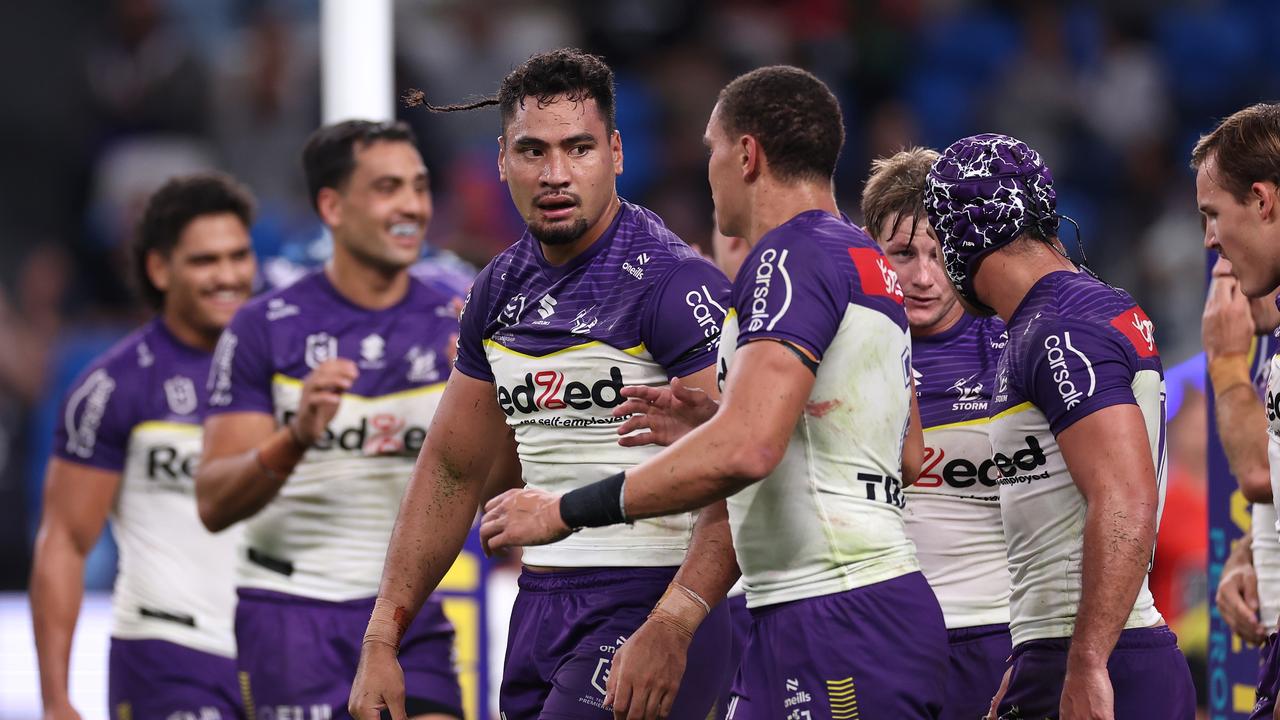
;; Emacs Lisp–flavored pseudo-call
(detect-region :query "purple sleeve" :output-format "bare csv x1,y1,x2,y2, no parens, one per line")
733,239,845,362
205,305,275,415
640,259,732,379
52,362,132,472
453,265,495,383
1024,321,1137,435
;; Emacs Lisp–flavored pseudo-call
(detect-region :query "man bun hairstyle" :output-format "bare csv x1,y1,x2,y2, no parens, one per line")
132,172,256,310
406,48,617,135
716,66,845,183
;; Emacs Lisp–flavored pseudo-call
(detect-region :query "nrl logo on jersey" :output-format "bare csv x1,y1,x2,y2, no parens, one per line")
305,332,338,369
498,293,528,328
163,376,198,415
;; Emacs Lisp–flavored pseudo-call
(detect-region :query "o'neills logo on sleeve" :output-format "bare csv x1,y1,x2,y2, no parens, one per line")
746,248,792,332
1109,305,1158,358
496,366,624,416
847,247,904,303
65,369,116,458
1043,332,1096,410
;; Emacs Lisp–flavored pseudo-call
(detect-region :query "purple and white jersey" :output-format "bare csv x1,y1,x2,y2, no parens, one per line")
716,210,918,608
908,313,1011,629
206,271,458,600
990,270,1167,645
55,319,239,657
455,201,730,567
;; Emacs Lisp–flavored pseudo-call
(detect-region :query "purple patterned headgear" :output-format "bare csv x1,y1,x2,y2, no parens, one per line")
923,133,1058,312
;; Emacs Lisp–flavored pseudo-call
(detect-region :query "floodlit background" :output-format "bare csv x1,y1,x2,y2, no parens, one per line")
3,0,1277,717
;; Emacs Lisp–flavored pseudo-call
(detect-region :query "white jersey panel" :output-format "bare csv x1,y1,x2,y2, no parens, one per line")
237,378,444,600
1254,501,1280,633
907,421,1009,629
721,306,919,608
992,369,1166,645
112,422,240,657
486,340,695,567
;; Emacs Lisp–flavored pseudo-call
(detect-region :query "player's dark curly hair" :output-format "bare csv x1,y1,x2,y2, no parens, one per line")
715,66,845,184
132,173,256,310
405,48,617,136
302,119,419,211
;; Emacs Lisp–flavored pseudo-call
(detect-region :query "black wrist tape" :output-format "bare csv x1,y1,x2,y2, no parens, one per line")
560,472,628,529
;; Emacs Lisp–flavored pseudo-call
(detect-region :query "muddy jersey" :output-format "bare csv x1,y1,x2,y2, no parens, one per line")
908,313,1011,629
54,319,238,657
454,201,730,567
206,271,458,601
716,210,917,608
990,270,1167,645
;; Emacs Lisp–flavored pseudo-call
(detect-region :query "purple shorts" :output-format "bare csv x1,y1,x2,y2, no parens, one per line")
725,571,948,719
716,594,752,715
1250,632,1280,719
995,626,1194,719
943,623,1011,720
235,588,462,720
109,637,243,719
500,566,732,719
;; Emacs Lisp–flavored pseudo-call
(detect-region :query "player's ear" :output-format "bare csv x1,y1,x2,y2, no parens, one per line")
1253,180,1278,223
315,187,343,228
497,136,508,182
611,130,624,176
146,249,171,294
741,134,761,181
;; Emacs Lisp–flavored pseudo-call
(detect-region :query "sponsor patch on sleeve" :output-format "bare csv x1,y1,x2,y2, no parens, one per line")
1108,305,1157,358
847,247,904,303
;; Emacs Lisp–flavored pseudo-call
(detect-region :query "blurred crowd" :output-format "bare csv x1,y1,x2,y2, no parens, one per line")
0,0,1270,705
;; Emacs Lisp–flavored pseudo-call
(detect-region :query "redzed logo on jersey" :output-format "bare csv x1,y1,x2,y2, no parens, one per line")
1109,306,1158,358
847,248,904,303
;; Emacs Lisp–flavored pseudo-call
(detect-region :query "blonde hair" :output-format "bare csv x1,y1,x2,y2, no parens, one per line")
860,147,940,243
1191,103,1280,202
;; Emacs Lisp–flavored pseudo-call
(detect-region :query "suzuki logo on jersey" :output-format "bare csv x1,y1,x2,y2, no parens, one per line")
360,334,385,367
993,435,1050,483
685,286,726,351
847,247,904,302
65,369,116,459
305,333,338,369
496,366,625,416
1043,333,1096,410
537,294,558,319
281,410,426,455
164,376,198,416
1109,306,1158,358
747,248,792,332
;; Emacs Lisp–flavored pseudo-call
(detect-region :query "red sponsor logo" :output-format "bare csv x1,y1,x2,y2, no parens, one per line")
848,247,904,303
1109,305,1157,358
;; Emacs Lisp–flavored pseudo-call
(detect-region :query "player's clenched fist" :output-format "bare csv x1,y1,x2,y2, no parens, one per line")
292,359,358,446
348,643,407,720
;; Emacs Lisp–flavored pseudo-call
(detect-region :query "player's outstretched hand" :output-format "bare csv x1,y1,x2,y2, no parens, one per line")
613,377,718,447
43,703,83,720
1059,664,1113,720
1203,257,1255,361
348,642,408,720
294,359,359,445
604,618,691,720
1217,539,1267,645
481,488,571,553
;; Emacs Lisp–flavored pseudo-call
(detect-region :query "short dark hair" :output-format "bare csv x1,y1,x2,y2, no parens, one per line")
861,147,940,244
132,173,256,310
302,120,418,210
406,48,617,136
1191,103,1280,203
716,66,845,183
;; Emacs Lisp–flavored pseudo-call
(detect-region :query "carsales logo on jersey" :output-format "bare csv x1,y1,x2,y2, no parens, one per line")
497,366,625,416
